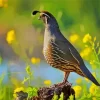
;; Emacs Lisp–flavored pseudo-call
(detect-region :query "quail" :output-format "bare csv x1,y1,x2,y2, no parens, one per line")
32,10,100,86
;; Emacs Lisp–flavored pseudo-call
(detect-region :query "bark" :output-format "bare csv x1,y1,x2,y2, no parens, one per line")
15,83,75,100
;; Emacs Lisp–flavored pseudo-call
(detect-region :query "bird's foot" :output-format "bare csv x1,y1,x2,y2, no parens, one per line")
54,81,72,87
66,82,72,86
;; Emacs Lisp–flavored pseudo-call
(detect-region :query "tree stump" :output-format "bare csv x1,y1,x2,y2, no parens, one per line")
15,83,75,100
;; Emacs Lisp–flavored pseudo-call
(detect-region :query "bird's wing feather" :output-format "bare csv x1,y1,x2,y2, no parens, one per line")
69,47,100,86
54,39,100,86
51,39,79,65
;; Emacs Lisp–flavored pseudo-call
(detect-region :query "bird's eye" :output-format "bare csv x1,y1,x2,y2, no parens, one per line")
41,14,45,17
39,14,45,19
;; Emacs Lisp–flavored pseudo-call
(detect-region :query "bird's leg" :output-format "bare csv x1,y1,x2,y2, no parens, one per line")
63,72,69,83
55,72,71,87
63,72,72,86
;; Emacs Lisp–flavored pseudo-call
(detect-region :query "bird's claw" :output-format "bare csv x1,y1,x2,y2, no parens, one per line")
54,81,72,87
66,82,72,86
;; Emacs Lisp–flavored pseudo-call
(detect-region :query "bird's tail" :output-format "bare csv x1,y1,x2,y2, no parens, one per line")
80,65,100,86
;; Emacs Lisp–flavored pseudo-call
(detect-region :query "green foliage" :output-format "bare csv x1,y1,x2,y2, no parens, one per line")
21,64,38,98
59,92,64,100
26,86,38,98
0,35,100,100
83,34,100,67
0,56,2,65
52,93,58,100
0,0,100,99
22,64,34,85
52,92,64,100
1,0,100,60
0,73,13,100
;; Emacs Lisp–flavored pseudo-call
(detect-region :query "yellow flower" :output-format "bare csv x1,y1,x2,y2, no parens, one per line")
80,47,91,57
31,57,40,64
73,85,82,98
89,83,98,95
6,30,16,44
69,34,79,43
92,97,96,100
83,33,91,43
14,87,24,93
0,0,3,7
90,60,95,65
76,78,82,84
44,80,51,85
13,87,25,98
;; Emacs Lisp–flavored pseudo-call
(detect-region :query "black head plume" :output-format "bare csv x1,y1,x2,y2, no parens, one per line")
32,10,40,15
32,10,51,18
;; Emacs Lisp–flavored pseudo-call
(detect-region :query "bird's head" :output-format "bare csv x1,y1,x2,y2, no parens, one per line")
32,10,59,28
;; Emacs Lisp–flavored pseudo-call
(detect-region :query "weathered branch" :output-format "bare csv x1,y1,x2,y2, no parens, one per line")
15,83,75,100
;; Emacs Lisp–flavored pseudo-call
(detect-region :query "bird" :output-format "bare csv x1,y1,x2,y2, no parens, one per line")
32,10,100,86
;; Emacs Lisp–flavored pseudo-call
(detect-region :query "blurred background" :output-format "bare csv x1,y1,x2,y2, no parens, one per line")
0,0,100,99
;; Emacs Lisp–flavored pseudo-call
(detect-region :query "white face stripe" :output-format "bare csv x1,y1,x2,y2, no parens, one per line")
41,13,50,18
